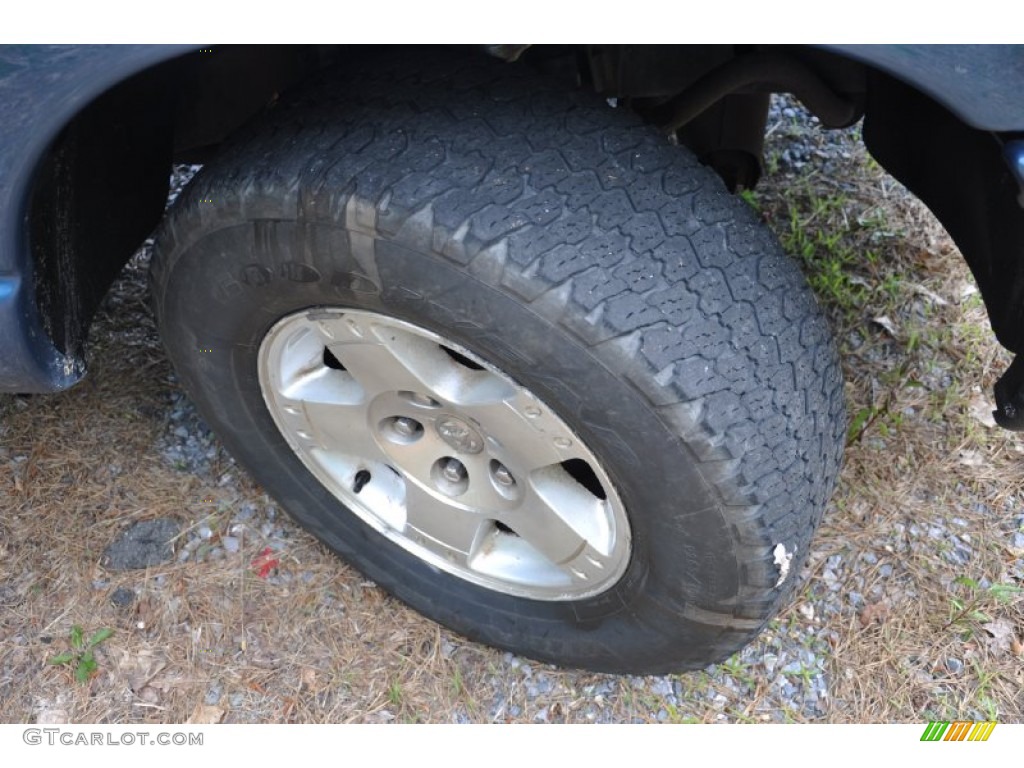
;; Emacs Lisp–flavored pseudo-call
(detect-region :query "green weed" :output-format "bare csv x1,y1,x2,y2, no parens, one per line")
779,195,870,313
968,658,1000,722
388,680,403,707
720,654,757,689
947,576,1023,629
48,625,114,684
449,666,465,698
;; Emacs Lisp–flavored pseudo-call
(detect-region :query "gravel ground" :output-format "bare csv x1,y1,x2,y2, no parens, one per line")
1,94,1021,724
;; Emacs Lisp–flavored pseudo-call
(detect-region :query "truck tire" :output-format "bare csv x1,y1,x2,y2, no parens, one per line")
150,50,845,674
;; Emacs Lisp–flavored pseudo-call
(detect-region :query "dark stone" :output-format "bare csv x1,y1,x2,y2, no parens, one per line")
110,586,136,608
102,518,179,570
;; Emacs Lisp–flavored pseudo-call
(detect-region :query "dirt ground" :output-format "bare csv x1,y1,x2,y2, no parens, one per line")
1,102,1022,724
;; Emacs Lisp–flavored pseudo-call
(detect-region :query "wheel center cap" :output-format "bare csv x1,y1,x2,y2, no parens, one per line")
435,415,484,455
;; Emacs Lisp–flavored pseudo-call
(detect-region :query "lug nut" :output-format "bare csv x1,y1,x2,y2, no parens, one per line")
392,417,420,438
493,464,515,487
441,458,466,484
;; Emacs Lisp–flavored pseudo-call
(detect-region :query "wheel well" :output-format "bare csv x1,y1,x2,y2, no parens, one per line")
26,45,339,359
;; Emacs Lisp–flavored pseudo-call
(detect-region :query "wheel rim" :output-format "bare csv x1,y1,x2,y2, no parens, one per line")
257,308,632,600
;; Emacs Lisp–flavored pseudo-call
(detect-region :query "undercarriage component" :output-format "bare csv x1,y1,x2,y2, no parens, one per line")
673,92,770,191
649,51,862,134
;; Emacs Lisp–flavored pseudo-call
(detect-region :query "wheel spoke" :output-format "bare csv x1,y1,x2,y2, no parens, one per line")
265,348,387,462
499,502,581,570
492,496,616,589
516,463,614,558
466,528,573,589
458,389,586,473
324,316,454,402
402,481,489,557
298,398,387,462
276,364,363,409
561,542,616,585
326,315,518,408
310,449,406,530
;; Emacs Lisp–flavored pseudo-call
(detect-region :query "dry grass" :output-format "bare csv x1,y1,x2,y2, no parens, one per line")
1,109,1023,724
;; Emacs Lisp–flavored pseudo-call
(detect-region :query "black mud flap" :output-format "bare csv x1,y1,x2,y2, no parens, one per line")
863,72,1024,431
